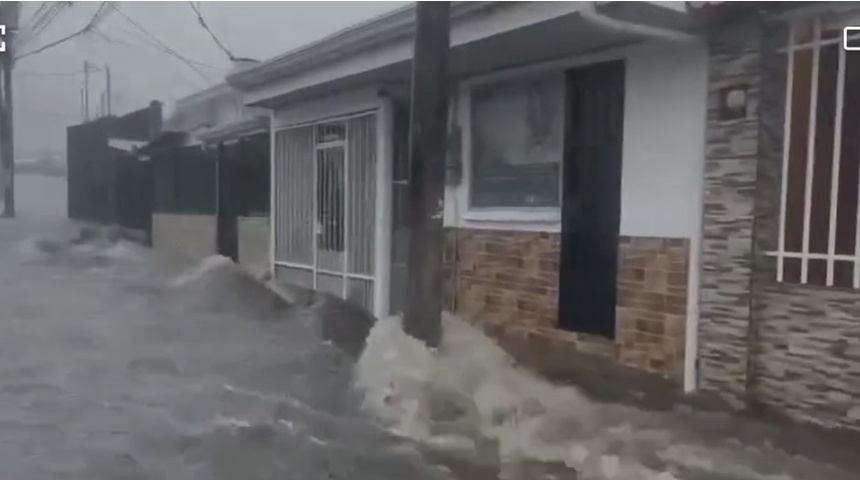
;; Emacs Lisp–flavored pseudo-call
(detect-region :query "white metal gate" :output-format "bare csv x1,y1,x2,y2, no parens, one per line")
273,113,378,313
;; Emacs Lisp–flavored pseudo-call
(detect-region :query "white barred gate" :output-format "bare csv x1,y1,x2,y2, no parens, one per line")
272,113,379,313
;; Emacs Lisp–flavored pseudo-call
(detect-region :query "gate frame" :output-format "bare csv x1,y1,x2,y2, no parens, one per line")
268,95,394,319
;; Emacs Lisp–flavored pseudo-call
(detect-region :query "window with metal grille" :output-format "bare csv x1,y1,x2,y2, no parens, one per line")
773,16,860,288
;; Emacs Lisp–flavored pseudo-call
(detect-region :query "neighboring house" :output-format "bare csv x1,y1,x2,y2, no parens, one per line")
228,0,705,382
150,72,271,271
693,1,860,431
227,0,860,432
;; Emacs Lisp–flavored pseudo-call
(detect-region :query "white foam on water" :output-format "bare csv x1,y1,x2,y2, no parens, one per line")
213,415,253,429
15,237,49,261
167,255,234,288
101,241,146,262
354,315,856,480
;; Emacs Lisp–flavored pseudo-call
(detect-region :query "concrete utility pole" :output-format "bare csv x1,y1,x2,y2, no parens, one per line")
0,1,20,218
105,65,111,116
83,60,90,121
403,1,451,349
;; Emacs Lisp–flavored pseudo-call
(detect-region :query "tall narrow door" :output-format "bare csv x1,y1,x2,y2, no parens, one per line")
558,60,625,339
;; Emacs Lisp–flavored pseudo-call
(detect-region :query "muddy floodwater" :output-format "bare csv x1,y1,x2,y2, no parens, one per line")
1,174,859,480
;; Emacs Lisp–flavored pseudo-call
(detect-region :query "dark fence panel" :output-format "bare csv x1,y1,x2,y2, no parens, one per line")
235,132,270,217
215,132,270,260
152,145,217,215
115,153,153,233
66,118,113,224
66,101,162,240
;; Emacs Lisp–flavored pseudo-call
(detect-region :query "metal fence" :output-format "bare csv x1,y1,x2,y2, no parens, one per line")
66,102,161,239
273,114,377,313
151,145,217,215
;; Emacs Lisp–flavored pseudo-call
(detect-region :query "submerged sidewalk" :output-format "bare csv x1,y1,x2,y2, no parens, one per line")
478,321,860,477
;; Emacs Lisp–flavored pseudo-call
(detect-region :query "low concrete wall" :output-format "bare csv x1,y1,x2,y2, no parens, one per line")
238,216,270,275
151,213,216,261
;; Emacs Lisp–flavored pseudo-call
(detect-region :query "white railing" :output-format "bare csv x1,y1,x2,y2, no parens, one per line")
772,15,860,288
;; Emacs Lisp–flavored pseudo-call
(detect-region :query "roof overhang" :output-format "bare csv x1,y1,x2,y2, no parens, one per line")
174,83,234,109
229,1,700,109
195,116,269,145
226,2,499,90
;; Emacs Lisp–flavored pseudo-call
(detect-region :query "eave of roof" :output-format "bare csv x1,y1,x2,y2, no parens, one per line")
226,1,502,90
174,83,235,108
195,117,269,144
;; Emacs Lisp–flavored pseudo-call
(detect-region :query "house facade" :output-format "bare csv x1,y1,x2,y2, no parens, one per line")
228,0,706,387
697,1,860,431
228,0,860,431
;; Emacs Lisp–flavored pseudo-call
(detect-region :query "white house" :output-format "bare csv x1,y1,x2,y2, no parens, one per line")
227,1,707,391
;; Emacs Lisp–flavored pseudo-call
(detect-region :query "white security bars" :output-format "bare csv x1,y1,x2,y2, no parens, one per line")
272,113,378,312
774,16,860,288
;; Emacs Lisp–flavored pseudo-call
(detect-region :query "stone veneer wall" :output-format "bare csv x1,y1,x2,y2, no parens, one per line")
151,213,217,261
443,228,689,383
698,18,764,409
702,13,860,430
238,216,270,275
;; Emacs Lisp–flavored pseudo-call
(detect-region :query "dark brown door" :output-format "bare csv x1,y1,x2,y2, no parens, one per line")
558,60,625,339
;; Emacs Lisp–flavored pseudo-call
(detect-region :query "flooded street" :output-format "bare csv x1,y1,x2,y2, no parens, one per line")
0,175,447,480
0,174,858,480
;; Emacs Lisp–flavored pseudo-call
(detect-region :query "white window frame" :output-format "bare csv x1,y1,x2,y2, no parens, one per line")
770,15,860,288
462,69,566,220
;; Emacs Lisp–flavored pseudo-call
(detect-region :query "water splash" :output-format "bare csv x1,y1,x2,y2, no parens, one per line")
167,255,235,288
354,315,857,480
17,227,148,267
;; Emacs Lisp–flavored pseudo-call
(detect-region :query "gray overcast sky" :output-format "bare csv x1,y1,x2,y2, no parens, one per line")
13,1,409,159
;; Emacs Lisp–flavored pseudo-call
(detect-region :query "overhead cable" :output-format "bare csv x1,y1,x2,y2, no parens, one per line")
109,4,212,81
16,1,113,61
188,1,236,61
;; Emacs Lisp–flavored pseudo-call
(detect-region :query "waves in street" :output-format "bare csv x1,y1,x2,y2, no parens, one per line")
0,174,857,479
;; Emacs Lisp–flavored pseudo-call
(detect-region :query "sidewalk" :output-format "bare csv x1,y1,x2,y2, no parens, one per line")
490,322,860,476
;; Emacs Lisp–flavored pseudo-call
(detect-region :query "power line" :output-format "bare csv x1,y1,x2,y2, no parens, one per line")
188,1,236,61
16,69,81,77
15,1,114,61
19,2,76,50
96,25,220,70
19,2,50,36
109,4,212,81
29,2,67,38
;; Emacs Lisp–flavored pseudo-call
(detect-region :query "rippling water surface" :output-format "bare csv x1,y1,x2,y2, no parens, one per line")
1,175,859,480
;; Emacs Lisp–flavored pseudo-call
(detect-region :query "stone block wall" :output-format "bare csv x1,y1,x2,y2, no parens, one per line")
443,228,690,383
151,213,217,261
702,12,860,431
698,18,764,408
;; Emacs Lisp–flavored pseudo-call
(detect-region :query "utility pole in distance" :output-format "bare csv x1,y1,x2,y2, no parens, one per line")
83,60,90,121
0,1,20,218
105,65,111,115
403,2,451,349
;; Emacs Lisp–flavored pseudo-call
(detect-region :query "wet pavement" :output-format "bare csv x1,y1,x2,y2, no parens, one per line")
1,174,859,480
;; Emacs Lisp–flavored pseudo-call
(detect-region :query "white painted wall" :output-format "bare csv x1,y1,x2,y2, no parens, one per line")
443,40,708,240
271,86,381,130
620,41,708,239
243,2,587,106
164,88,267,134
